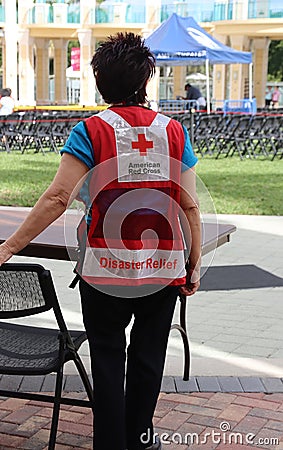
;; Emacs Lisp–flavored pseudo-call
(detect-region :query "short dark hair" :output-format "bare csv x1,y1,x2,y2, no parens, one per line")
90,32,155,104
185,83,191,90
0,88,11,97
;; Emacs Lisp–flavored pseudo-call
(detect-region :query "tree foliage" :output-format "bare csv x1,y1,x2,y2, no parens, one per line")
67,40,79,67
268,40,283,81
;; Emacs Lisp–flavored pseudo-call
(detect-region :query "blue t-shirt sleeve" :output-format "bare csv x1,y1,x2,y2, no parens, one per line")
181,125,198,171
60,121,94,169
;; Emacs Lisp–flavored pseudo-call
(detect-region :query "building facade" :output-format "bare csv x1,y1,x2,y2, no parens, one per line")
0,0,282,107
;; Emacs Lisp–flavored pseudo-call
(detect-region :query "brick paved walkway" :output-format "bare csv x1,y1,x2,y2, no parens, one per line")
0,391,283,449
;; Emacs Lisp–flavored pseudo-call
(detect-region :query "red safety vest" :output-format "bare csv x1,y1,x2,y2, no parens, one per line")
76,107,187,286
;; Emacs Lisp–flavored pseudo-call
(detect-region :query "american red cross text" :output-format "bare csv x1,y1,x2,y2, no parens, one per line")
132,134,154,156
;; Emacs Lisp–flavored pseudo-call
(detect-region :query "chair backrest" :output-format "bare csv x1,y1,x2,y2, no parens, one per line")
0,264,67,331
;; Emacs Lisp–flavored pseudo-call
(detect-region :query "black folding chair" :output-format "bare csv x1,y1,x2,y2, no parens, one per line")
215,114,243,158
193,114,211,156
0,263,94,450
1,112,23,153
269,115,283,160
34,114,57,154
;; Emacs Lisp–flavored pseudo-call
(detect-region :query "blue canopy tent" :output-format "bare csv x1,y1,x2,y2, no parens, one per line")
145,14,253,113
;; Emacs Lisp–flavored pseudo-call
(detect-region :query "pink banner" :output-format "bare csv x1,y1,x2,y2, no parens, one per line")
71,47,80,71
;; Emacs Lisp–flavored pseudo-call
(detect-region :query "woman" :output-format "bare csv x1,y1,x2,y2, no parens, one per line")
0,33,201,450
0,88,15,116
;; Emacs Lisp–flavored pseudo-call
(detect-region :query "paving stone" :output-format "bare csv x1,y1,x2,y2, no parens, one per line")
57,419,92,436
218,404,251,422
206,392,238,405
64,375,85,393
0,375,23,392
249,407,283,422
20,428,50,450
0,398,28,411
217,377,244,392
190,392,215,399
239,377,266,392
239,392,266,399
160,377,176,393
16,415,51,438
260,378,283,393
165,393,207,406
0,433,26,448
3,405,42,425
56,432,93,448
58,409,86,423
176,421,206,438
263,393,283,403
155,399,179,418
40,375,57,392
253,428,283,449
196,377,222,392
19,376,45,393
233,395,280,411
174,403,220,418
265,420,283,432
0,421,18,435
174,376,199,393
156,410,189,431
233,415,268,434
187,413,237,430
0,409,11,421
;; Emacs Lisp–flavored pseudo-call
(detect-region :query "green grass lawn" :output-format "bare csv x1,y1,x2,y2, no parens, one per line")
197,157,283,216
0,151,282,215
0,152,60,207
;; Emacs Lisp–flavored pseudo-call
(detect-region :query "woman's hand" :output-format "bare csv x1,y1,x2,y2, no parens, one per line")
179,265,200,297
0,242,14,266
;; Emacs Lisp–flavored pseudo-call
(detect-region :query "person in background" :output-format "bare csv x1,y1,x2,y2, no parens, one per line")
0,33,201,450
271,86,281,109
183,83,206,109
265,86,272,108
0,88,15,116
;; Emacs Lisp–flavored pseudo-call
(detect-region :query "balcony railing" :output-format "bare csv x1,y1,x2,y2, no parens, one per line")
161,1,283,22
28,3,80,25
248,0,283,18
161,4,214,22
25,1,283,25
0,5,5,22
94,4,146,24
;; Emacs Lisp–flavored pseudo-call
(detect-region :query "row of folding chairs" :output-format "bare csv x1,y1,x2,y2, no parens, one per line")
0,110,95,154
177,112,283,160
2,110,282,159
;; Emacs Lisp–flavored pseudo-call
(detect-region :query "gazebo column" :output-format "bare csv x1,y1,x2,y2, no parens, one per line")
173,66,186,99
229,35,249,100
252,38,270,108
80,0,93,26
3,0,18,100
53,39,68,105
35,39,50,105
147,67,160,105
18,29,35,106
212,33,227,109
78,29,96,106
146,0,161,27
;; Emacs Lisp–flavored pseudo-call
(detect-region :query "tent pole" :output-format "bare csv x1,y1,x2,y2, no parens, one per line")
249,63,253,100
205,58,211,114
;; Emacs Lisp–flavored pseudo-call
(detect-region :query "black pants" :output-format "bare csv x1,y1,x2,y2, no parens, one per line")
79,280,179,450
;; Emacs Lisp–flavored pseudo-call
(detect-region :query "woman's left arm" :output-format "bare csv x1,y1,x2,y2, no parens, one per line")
0,153,89,265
